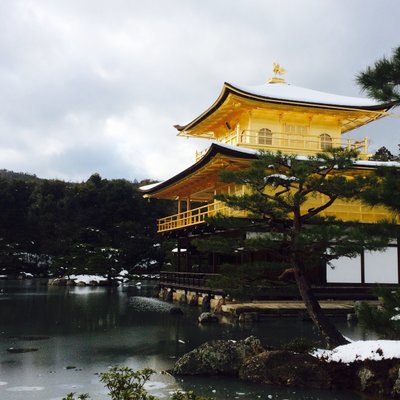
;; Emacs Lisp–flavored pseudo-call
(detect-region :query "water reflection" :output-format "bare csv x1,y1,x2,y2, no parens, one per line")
0,280,366,400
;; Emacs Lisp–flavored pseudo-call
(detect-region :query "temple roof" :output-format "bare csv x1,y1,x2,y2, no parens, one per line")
228,82,387,109
139,143,257,200
139,142,400,200
175,82,394,135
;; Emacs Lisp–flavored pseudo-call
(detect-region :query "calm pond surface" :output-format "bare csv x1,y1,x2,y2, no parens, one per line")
0,279,369,400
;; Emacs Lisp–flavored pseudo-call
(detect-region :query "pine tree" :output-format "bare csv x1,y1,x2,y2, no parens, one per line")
359,167,400,214
195,149,394,347
356,46,400,104
355,287,400,339
357,48,400,214
370,146,397,161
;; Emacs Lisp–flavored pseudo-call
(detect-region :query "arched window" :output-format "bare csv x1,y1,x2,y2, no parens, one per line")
320,133,332,150
258,128,272,145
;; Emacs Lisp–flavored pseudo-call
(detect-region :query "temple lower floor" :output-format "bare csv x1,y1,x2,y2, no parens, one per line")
165,230,400,287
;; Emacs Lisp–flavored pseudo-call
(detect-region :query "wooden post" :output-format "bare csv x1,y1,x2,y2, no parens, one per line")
185,237,190,272
360,250,365,284
177,197,181,214
212,252,216,273
177,239,181,272
397,236,400,284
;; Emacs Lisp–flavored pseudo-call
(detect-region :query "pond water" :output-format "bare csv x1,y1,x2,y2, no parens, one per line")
0,279,369,400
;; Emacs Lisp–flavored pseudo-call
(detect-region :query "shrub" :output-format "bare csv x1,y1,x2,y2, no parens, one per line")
355,287,400,339
62,367,213,400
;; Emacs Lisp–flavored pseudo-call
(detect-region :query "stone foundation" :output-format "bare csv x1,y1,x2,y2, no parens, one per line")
158,287,225,312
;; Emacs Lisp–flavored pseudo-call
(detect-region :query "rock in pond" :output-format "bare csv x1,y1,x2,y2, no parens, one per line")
172,336,400,397
198,312,219,324
239,350,334,389
7,347,38,353
18,336,50,341
172,336,264,376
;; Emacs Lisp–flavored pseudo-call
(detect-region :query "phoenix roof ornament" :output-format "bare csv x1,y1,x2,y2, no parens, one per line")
268,63,286,84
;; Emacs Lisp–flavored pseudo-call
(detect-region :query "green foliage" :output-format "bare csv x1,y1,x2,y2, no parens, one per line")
370,146,399,162
62,393,90,400
217,148,367,222
0,173,174,276
62,367,214,400
170,391,213,400
359,167,400,214
355,287,400,339
281,337,319,353
100,366,157,400
195,148,395,346
198,149,393,270
356,46,400,104
206,262,292,300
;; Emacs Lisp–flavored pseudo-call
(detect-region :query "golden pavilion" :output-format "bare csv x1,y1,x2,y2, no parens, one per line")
141,67,399,288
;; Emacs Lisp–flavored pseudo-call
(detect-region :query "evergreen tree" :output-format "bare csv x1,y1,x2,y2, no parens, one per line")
355,287,400,339
195,149,393,347
0,172,173,276
359,166,400,214
356,46,400,104
370,146,398,161
357,49,400,215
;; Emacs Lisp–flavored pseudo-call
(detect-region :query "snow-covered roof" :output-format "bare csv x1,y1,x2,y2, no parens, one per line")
139,142,400,196
175,81,393,134
196,142,400,168
229,82,386,109
139,182,163,191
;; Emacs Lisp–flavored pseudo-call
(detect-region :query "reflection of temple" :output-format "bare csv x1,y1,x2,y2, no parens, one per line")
141,68,400,296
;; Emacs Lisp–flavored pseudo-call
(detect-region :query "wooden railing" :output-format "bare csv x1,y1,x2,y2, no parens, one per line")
160,271,222,292
157,200,246,232
195,130,368,161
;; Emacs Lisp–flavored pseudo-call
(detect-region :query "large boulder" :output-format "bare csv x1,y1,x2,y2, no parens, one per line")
172,337,400,397
239,350,334,389
393,366,400,395
172,336,264,376
353,360,400,396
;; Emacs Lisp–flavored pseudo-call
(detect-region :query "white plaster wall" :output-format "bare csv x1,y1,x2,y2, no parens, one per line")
327,255,362,283
364,247,398,284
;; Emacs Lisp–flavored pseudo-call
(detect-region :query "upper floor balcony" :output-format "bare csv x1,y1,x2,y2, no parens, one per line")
157,197,395,233
157,200,246,233
195,130,368,161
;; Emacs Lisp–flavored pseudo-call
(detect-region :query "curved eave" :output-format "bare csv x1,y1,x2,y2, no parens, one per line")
175,82,394,134
139,143,257,198
140,143,400,199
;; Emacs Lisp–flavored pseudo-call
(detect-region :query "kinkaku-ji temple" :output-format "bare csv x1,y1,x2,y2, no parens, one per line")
140,66,400,302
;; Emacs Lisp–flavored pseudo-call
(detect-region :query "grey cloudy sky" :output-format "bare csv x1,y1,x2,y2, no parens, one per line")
0,0,399,182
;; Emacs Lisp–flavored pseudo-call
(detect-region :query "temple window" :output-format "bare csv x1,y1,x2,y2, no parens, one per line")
320,133,333,150
284,124,308,135
258,128,272,145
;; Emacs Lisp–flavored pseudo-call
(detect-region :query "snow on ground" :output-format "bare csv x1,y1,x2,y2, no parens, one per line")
69,274,108,284
312,340,400,363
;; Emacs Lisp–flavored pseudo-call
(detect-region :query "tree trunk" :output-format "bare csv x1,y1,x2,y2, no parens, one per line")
293,261,349,348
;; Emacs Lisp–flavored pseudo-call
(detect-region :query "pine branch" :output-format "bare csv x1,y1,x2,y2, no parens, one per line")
301,195,337,222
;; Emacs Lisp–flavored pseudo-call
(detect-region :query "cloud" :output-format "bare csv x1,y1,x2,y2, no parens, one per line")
0,0,399,181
